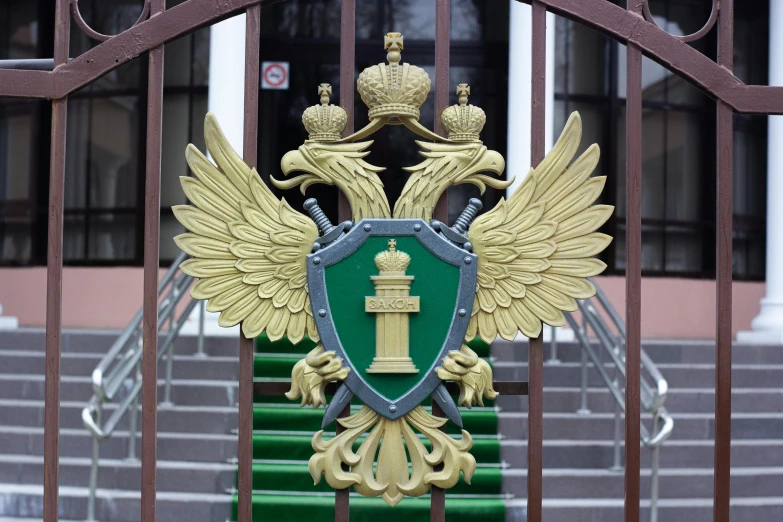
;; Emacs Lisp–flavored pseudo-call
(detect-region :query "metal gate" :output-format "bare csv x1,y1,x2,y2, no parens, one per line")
1,0,782,521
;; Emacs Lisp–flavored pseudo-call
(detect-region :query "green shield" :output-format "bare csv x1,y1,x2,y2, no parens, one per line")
325,236,460,401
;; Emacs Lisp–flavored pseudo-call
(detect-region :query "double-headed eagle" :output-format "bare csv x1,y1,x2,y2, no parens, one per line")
173,33,611,506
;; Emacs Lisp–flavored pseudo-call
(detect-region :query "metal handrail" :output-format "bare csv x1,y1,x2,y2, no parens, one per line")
81,252,203,521
558,278,673,522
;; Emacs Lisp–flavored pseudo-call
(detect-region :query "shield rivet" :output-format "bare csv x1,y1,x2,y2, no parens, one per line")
413,223,422,232
389,404,397,413
464,256,472,264
313,257,321,265
318,309,327,317
364,224,372,232
458,308,467,317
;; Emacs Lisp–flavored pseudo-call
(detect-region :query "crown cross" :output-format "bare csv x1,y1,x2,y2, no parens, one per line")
457,83,470,106
388,239,397,251
384,32,403,50
318,83,332,105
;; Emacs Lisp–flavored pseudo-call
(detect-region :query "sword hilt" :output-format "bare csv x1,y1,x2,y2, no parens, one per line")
304,198,335,235
452,198,483,235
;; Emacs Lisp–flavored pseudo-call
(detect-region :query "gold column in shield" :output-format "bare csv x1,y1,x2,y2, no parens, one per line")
365,240,420,374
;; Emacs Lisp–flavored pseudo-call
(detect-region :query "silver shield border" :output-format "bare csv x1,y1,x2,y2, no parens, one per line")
307,218,477,420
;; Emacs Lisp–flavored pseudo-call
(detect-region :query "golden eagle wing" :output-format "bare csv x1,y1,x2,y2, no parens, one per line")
466,112,613,342
173,113,319,343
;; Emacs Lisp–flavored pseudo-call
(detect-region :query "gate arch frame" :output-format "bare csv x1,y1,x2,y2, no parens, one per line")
0,0,780,113
0,1,779,521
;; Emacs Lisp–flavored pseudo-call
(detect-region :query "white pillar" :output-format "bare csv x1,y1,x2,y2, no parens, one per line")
506,1,571,343
181,14,246,337
738,0,783,344
506,0,532,197
506,2,555,196
0,303,19,330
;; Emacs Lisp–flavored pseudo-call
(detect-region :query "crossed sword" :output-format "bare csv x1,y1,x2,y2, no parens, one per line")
303,198,484,428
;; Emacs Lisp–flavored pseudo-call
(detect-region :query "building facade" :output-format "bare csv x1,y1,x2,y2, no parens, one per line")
0,0,776,338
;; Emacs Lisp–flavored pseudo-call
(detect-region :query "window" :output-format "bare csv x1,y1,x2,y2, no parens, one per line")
554,0,768,280
0,0,209,266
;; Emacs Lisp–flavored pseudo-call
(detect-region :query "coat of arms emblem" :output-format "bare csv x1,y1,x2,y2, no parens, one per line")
174,33,611,506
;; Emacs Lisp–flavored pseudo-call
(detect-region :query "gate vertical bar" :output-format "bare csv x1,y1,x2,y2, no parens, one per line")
432,0,450,224
430,402,446,522
335,403,351,522
338,0,356,223
238,7,262,522
431,1,450,518
714,1,734,520
142,2,165,521
434,0,450,138
624,2,643,521
336,1,356,519
527,3,546,521
44,2,71,521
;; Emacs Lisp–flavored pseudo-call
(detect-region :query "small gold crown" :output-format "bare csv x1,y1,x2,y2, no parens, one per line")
302,83,348,141
357,33,431,121
440,84,486,142
374,239,411,274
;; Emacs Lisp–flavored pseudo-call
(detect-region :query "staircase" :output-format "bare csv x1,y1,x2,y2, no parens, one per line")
0,329,240,520
493,339,783,522
244,335,505,521
1,329,783,521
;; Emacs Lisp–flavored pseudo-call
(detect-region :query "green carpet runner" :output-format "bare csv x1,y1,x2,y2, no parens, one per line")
231,336,506,521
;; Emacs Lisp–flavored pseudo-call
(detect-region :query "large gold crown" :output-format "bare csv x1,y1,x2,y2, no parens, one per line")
302,83,348,142
374,239,411,274
357,33,431,121
440,84,486,142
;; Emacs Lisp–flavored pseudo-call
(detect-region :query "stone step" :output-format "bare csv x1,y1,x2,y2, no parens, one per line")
0,426,237,463
2,408,781,458
3,371,782,418
497,412,783,441
501,467,783,500
495,386,783,414
0,329,239,357
0,349,242,381
0,455,235,494
499,439,783,470
0,374,239,407
493,360,783,389
0,400,239,434
0,483,232,522
505,497,783,522
493,339,783,365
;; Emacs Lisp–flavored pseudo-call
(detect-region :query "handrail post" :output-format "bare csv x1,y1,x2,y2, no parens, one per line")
547,325,560,364
577,343,590,415
611,389,623,471
649,414,662,522
87,402,102,522
128,360,141,460
162,286,177,407
196,301,206,358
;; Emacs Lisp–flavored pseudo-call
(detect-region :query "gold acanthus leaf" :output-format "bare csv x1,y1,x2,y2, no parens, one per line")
466,111,613,342
285,344,350,409
393,141,510,220
436,344,498,408
309,406,476,506
173,113,319,343
275,141,391,220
